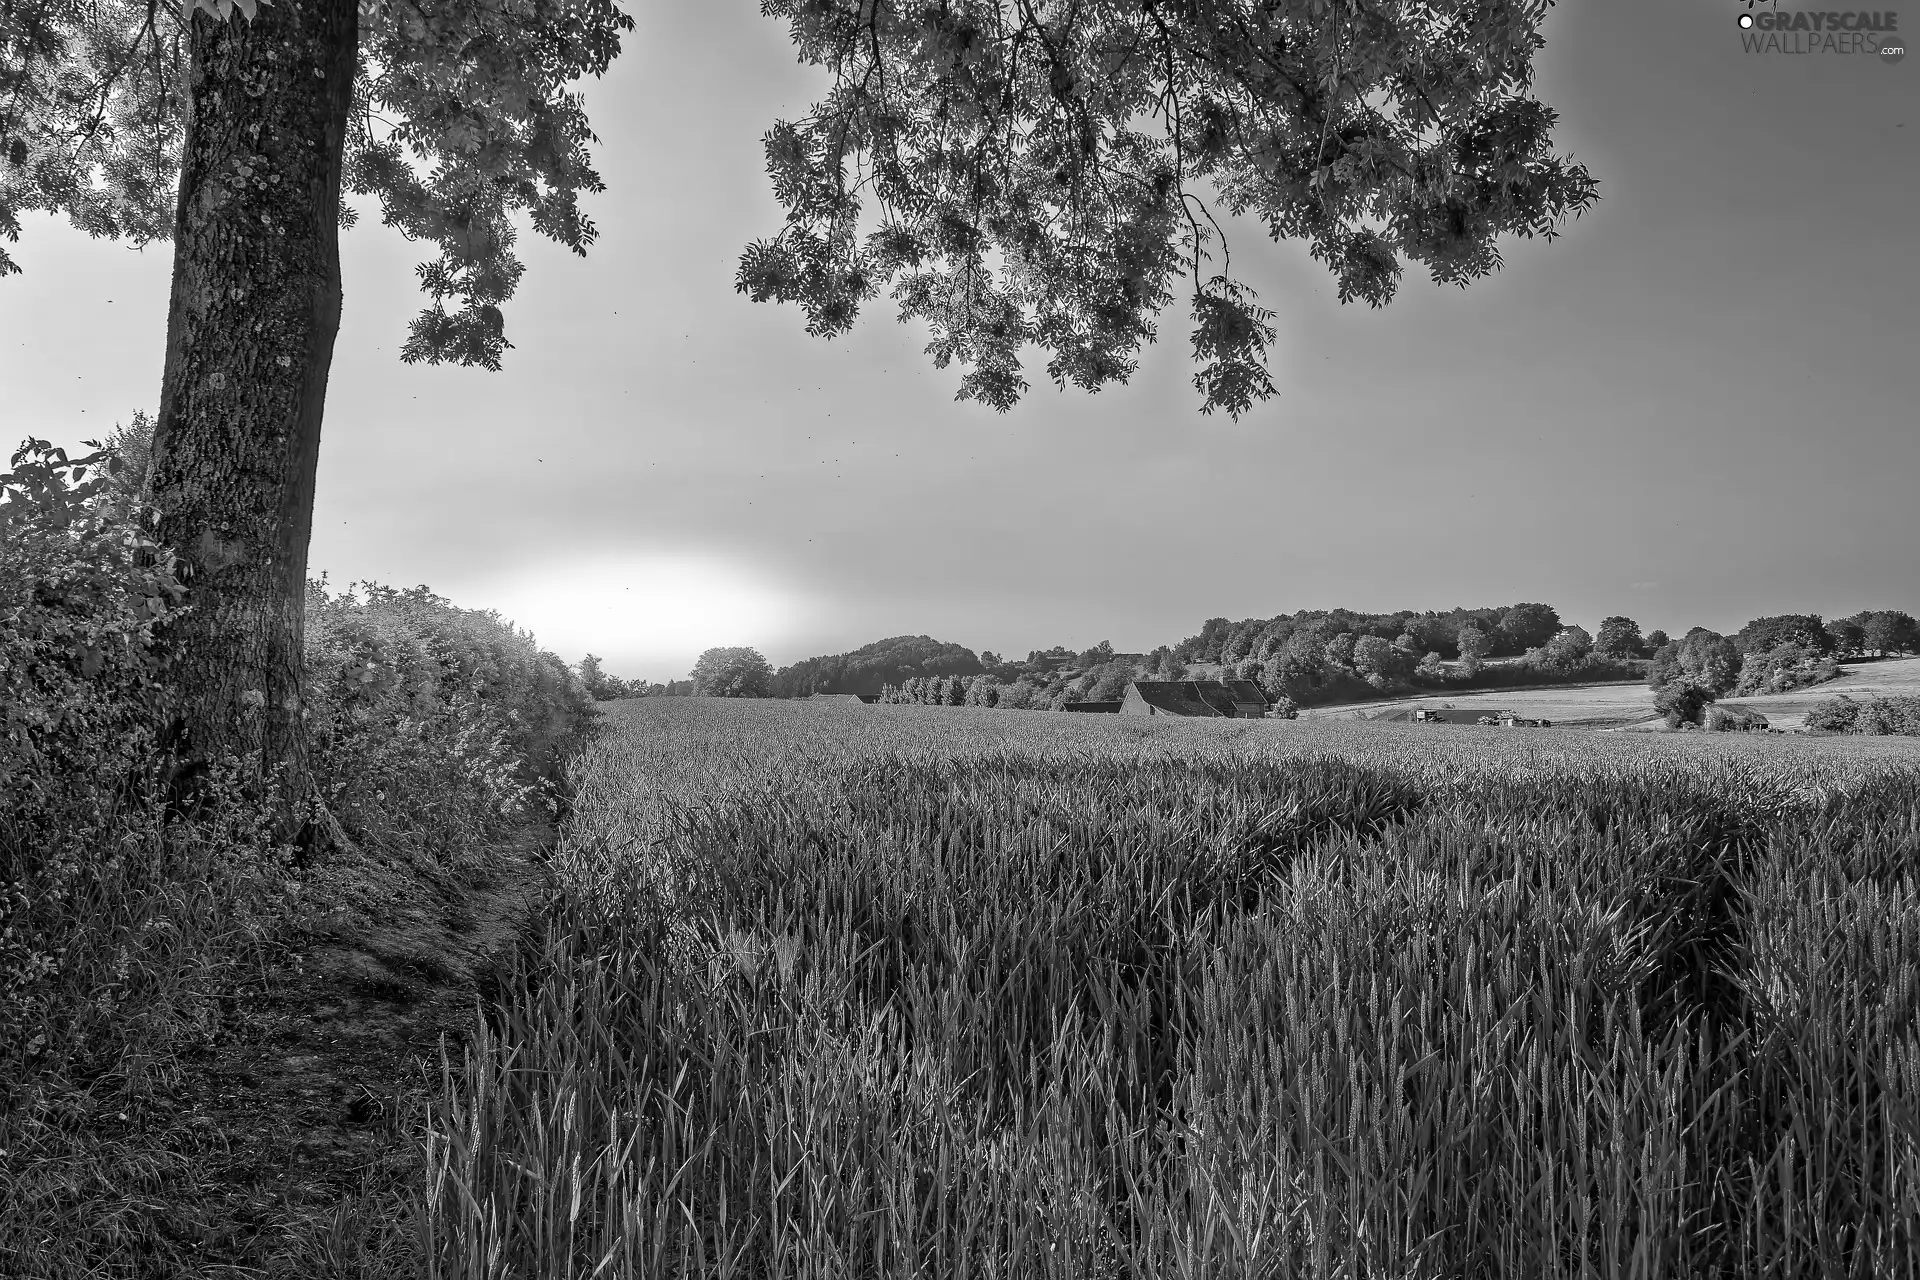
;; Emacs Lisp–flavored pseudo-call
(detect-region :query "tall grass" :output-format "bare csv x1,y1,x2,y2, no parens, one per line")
415,701,1920,1278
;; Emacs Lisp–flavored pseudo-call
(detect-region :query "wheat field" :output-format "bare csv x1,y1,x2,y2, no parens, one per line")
412,699,1920,1279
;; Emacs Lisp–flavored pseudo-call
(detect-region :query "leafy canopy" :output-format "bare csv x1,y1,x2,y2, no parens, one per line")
743,0,1598,418
0,0,632,369
5,0,1594,412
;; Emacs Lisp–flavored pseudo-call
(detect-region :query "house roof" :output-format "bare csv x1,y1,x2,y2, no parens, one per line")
810,692,866,704
1126,680,1267,717
1220,679,1268,707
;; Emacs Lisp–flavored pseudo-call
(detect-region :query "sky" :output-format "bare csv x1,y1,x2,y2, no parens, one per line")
3,0,1915,683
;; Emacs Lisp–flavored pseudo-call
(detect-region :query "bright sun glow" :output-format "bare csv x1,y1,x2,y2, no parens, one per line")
458,552,806,680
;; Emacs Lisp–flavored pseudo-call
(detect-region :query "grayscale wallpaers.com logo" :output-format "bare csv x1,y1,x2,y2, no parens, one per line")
1736,7,1906,62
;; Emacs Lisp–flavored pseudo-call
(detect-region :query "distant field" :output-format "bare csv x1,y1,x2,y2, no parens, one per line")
589,693,1920,777
1298,656,1920,732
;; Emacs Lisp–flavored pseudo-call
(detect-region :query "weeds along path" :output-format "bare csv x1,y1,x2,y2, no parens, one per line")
1,815,560,1277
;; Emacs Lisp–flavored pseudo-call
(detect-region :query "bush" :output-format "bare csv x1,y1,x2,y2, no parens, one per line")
1653,679,1714,728
1703,704,1769,732
1804,694,1920,736
1803,695,1861,733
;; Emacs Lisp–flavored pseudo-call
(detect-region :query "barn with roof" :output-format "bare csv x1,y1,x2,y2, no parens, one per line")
1120,679,1268,719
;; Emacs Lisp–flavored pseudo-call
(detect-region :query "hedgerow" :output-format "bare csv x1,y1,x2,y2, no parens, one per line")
1,424,604,1273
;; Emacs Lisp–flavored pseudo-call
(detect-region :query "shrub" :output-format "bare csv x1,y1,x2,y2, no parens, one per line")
1803,696,1861,734
1703,704,1769,732
1856,697,1920,735
1805,695,1920,736
1653,679,1714,728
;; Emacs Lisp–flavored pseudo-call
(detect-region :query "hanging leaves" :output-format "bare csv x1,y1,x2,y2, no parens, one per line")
747,0,1599,420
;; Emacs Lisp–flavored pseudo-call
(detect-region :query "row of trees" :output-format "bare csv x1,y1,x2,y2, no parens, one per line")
1175,604,1569,666
878,674,1060,711
578,608,1920,715
770,636,984,699
575,655,693,701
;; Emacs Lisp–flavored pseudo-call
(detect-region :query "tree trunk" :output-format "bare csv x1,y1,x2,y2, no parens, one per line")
146,0,358,849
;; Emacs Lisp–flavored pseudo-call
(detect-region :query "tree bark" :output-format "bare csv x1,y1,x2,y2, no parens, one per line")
146,0,358,849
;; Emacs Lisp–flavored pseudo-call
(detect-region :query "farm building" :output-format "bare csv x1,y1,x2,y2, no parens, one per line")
1409,708,1501,725
1061,700,1123,714
810,691,877,704
1120,680,1268,719
1405,707,1549,727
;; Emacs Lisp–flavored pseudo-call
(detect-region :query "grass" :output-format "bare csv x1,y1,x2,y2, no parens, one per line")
408,699,1920,1278
0,795,562,1279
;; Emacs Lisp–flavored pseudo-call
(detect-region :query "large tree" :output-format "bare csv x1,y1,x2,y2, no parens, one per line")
1732,613,1832,658
1494,602,1560,654
1593,614,1644,659
689,645,774,698
4,0,631,846
5,0,1596,848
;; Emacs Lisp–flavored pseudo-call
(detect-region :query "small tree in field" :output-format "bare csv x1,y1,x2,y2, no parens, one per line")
690,647,773,698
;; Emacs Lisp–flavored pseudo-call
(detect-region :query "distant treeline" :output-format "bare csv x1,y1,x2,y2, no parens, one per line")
573,606,1920,711
770,635,985,699
1173,604,1567,665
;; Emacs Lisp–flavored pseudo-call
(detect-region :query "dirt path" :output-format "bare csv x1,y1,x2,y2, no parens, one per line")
4,819,559,1278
